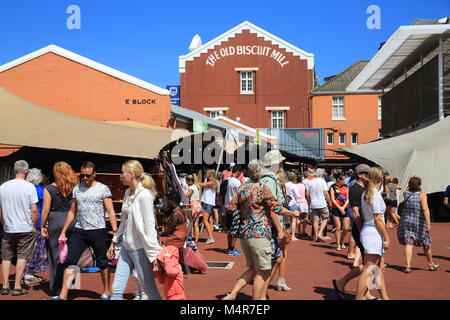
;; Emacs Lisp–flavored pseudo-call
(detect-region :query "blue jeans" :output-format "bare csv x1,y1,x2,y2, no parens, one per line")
111,247,161,300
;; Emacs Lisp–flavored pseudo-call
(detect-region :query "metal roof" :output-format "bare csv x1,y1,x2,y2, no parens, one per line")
312,61,369,93
347,23,450,91
170,105,234,131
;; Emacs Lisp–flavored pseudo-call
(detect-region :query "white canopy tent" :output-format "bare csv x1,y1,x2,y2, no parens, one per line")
0,86,177,159
340,116,450,196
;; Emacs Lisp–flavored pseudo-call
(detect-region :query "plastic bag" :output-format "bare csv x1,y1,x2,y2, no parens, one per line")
58,237,68,263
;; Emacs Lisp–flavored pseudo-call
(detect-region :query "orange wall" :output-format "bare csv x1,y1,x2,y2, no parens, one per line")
311,94,381,160
0,52,171,127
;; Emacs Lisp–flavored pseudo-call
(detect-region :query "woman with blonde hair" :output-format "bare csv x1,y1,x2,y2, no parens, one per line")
40,162,79,295
356,167,390,300
199,169,219,245
107,159,162,300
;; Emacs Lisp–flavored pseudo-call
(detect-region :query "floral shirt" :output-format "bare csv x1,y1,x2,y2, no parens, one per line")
228,182,283,240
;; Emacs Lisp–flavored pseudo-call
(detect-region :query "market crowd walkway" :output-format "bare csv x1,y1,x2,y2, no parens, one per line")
1,223,449,300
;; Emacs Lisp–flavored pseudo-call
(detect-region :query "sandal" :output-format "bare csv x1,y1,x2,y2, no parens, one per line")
403,267,412,273
1,287,10,295
429,263,439,271
12,287,29,296
336,246,342,251
332,279,345,300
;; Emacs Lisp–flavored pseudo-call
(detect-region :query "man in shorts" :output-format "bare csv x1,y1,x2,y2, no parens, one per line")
0,160,39,296
49,161,118,300
306,168,332,242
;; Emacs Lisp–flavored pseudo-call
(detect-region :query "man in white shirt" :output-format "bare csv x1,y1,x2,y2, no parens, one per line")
224,165,243,256
0,160,38,296
306,168,332,242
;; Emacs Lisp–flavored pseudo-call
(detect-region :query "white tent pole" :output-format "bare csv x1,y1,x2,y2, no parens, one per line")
438,37,444,121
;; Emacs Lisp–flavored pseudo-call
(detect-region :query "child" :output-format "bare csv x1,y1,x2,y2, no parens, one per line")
154,246,185,300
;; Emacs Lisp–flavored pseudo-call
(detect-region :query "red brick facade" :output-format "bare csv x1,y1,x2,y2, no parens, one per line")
180,24,314,129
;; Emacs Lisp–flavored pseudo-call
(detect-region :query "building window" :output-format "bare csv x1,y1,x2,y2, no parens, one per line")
339,133,346,145
271,110,284,128
240,71,253,94
332,96,345,120
351,133,358,144
327,133,334,145
378,96,382,120
209,111,221,119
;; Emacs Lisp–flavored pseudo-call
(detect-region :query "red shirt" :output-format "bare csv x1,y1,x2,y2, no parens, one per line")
331,184,348,208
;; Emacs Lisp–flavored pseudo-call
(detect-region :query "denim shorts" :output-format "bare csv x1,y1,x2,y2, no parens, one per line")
202,203,214,214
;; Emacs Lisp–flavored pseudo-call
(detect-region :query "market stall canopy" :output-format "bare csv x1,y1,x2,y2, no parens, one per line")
338,116,450,195
0,86,176,159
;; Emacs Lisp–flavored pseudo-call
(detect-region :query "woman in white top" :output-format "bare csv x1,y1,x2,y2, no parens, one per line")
285,171,301,242
356,167,390,300
199,169,218,245
107,160,162,300
183,174,202,244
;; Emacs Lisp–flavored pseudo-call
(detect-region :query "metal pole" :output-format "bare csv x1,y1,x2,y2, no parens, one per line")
438,37,444,121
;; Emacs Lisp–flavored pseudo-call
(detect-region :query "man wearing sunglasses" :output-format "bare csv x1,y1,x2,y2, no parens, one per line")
50,161,118,300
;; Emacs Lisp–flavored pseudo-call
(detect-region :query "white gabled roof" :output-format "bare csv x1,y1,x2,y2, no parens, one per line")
0,45,170,95
179,21,314,73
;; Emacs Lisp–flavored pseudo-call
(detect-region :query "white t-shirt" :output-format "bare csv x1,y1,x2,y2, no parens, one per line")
201,181,218,206
285,181,301,207
73,182,112,230
225,177,241,208
0,179,38,233
306,178,329,209
361,188,386,227
188,185,200,202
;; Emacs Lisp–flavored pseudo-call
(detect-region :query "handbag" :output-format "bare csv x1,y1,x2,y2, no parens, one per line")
227,209,242,239
397,192,414,217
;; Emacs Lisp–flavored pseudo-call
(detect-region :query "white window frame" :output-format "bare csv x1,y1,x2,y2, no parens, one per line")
271,110,284,129
327,133,334,145
240,71,254,94
209,111,221,119
351,133,358,145
339,133,346,145
332,96,345,120
378,96,382,120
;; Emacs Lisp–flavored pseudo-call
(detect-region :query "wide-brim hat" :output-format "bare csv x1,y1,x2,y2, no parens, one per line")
263,150,286,167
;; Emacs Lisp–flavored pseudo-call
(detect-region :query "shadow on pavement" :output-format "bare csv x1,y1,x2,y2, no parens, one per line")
417,253,450,262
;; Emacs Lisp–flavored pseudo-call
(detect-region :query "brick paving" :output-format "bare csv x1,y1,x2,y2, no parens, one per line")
0,223,449,300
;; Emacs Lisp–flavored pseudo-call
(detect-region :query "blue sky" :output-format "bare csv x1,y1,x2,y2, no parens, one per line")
0,0,448,88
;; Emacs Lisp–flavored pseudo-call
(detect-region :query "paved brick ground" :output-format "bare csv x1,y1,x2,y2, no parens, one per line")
1,223,449,300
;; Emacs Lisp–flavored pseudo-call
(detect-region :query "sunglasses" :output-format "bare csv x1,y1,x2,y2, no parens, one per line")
79,174,92,179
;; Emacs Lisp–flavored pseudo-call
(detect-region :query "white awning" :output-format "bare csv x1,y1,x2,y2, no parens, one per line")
347,24,450,91
0,86,177,159
340,116,450,195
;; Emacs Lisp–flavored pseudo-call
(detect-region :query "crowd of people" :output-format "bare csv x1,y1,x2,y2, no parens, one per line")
0,153,445,300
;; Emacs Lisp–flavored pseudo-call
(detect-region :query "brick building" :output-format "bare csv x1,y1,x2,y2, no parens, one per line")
0,45,171,127
311,61,381,166
179,21,315,129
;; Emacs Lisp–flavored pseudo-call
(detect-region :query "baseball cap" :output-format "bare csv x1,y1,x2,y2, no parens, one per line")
355,164,371,174
263,150,286,167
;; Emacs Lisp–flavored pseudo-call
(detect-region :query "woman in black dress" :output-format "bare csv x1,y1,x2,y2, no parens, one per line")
40,162,79,294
